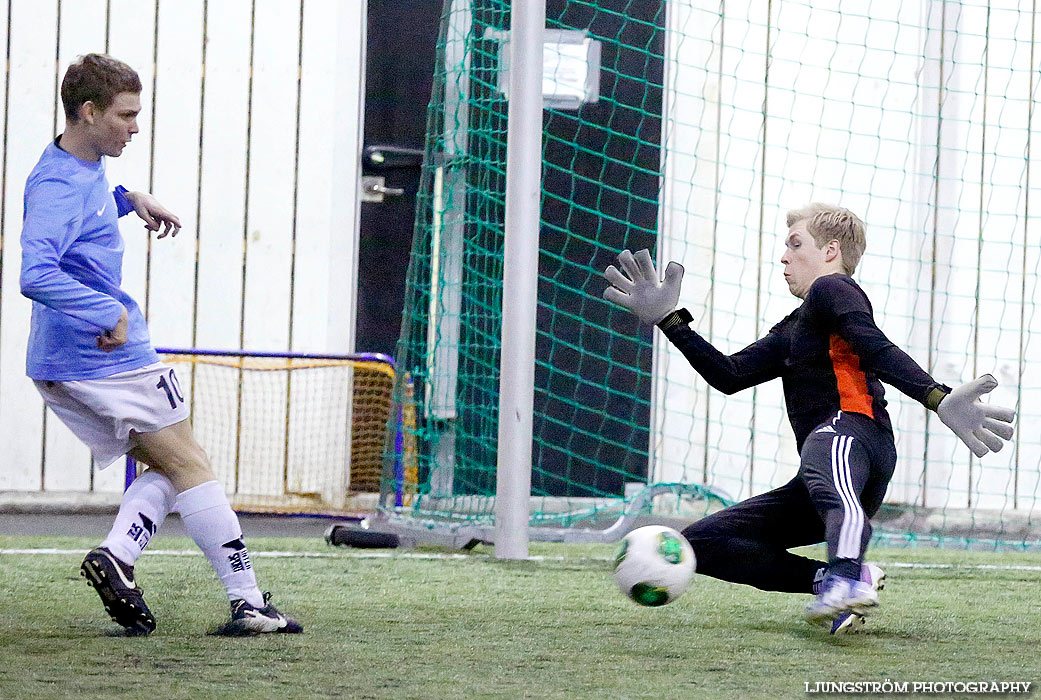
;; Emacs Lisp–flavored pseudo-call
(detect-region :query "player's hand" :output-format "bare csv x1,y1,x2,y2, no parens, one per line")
602,248,684,325
936,375,1016,457
127,191,181,238
97,307,129,352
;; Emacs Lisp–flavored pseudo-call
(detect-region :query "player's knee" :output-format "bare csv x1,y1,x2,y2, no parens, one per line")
680,509,735,545
803,481,845,511
680,520,727,568
154,446,213,481
184,447,215,481
680,519,708,546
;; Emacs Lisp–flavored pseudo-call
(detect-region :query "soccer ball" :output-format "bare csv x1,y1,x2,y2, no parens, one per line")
613,525,695,606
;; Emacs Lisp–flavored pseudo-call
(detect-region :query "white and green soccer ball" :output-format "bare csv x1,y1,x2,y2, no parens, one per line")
613,525,696,606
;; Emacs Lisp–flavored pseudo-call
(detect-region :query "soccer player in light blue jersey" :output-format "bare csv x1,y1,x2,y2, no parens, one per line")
20,54,300,636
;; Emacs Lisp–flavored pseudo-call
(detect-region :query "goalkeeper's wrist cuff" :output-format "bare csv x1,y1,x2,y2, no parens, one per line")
657,307,692,331
925,386,950,412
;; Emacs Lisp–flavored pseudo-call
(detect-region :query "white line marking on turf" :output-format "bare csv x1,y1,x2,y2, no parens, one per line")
1,548,1041,571
0,548,598,563
0,548,480,560
0,548,338,558
879,561,1041,572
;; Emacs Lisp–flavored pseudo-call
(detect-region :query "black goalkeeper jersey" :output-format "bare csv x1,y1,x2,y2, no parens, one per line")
660,273,948,451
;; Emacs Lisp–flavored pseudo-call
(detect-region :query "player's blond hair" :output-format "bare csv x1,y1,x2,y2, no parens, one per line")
786,203,866,275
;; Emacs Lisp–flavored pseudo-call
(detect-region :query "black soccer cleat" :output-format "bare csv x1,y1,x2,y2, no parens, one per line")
212,592,303,636
80,546,156,636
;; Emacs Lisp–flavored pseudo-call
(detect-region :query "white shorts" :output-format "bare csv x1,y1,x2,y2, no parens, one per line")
34,362,191,469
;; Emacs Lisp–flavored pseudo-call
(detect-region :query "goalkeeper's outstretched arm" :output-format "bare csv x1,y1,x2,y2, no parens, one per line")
602,248,786,395
657,316,787,395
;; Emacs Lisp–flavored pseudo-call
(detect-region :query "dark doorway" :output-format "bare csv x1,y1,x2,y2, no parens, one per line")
356,0,441,358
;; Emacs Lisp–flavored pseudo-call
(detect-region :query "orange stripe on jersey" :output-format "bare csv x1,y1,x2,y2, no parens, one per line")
828,334,874,418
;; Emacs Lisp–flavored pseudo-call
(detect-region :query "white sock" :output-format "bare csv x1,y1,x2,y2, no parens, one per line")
101,469,177,566
176,480,264,607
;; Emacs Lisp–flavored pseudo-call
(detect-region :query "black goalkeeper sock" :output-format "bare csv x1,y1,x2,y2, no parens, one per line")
828,557,862,580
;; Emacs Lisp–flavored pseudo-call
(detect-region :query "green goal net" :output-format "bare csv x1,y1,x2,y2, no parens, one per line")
380,0,1041,550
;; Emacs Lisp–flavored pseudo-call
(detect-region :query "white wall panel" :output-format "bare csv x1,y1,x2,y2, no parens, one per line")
0,0,366,496
144,0,204,351
0,0,59,491
241,0,300,352
194,0,251,351
292,0,341,353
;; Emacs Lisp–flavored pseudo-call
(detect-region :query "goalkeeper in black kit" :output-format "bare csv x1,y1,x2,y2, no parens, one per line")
602,204,1016,633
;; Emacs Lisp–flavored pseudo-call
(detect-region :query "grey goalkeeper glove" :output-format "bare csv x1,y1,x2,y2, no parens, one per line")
602,249,684,325
936,375,1016,458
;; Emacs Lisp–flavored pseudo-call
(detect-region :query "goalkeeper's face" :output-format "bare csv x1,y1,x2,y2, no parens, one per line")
781,222,840,299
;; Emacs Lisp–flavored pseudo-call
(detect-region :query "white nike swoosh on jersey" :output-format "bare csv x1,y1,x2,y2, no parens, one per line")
97,203,107,216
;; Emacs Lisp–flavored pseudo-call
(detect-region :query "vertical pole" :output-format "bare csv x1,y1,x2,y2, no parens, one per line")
427,0,472,499
394,403,405,507
495,0,544,560
125,456,137,491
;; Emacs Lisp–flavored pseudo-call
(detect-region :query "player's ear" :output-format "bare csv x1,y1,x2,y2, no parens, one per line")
825,239,842,263
79,101,97,125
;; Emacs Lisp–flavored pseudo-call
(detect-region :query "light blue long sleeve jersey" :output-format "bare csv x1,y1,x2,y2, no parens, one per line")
20,138,158,380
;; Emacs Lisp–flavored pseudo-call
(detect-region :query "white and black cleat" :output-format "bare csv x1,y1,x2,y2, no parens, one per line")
831,563,886,635
80,546,156,636
806,572,879,627
212,592,303,636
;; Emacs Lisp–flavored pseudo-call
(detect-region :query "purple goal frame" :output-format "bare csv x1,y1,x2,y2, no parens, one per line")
124,347,402,508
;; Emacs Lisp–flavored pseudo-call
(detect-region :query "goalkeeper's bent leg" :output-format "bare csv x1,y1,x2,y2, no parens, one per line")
799,412,896,581
681,477,827,594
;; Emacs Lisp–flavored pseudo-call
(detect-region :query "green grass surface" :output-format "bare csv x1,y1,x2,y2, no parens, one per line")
0,536,1038,699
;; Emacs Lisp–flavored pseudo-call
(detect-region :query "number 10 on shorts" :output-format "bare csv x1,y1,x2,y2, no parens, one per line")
155,368,184,409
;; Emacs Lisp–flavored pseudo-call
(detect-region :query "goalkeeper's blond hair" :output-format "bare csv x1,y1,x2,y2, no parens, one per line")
786,203,866,276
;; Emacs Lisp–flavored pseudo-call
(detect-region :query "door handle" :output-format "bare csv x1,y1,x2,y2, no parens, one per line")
363,144,424,170
361,175,405,202
366,182,405,197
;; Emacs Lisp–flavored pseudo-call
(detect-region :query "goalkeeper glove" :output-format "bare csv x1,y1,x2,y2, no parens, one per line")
602,249,684,325
936,374,1016,458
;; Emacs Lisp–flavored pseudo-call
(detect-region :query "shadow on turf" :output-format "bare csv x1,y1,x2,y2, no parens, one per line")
750,617,890,643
